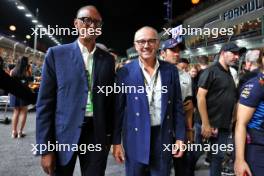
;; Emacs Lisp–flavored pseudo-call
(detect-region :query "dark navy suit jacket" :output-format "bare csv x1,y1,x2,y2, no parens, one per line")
113,59,185,164
36,41,115,165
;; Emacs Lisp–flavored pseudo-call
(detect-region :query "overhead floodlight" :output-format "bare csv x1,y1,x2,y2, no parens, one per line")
25,13,32,17
26,35,31,39
17,5,25,10
9,25,16,31
32,20,38,23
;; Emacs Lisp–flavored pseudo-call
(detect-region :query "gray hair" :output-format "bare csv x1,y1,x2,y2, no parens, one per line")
245,50,260,64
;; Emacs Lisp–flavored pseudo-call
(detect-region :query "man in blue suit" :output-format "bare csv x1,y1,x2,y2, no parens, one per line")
112,26,186,176
36,6,115,176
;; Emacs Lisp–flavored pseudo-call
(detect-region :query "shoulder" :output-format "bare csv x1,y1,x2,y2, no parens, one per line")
45,42,74,60
49,42,74,53
159,60,175,69
95,47,115,64
240,74,264,100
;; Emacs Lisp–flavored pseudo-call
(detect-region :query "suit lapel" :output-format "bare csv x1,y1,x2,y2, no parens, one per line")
93,48,104,87
130,59,149,112
72,41,86,79
159,61,170,124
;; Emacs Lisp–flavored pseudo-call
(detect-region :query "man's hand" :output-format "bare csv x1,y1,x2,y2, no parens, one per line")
41,152,56,175
172,140,184,158
234,159,252,176
201,123,212,139
112,144,125,164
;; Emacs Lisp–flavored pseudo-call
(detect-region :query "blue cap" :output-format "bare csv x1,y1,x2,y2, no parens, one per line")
220,43,247,54
161,38,185,51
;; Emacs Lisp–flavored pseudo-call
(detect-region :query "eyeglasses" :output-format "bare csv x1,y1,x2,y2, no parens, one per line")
134,39,158,46
78,17,103,27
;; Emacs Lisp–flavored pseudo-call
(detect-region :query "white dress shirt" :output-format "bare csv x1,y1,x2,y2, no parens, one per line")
138,59,162,126
77,40,96,117
178,69,192,101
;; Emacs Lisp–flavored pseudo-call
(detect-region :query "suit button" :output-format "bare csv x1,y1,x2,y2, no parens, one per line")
168,130,171,133
168,100,171,104
167,116,170,119
136,112,140,116
135,128,138,132
135,96,138,100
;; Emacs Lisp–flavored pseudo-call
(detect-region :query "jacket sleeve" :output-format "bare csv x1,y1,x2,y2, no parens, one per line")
35,48,57,155
105,56,116,144
112,68,127,145
173,67,186,141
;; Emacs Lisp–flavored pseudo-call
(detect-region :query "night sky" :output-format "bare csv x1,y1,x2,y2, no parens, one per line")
0,0,198,56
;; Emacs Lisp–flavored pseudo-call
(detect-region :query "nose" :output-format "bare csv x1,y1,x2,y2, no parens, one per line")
143,41,150,48
89,22,95,28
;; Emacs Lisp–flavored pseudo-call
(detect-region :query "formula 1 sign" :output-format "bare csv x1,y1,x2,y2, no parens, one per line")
223,0,263,21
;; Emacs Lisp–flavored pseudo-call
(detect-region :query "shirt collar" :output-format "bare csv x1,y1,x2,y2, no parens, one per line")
138,58,160,72
77,39,96,55
216,61,231,74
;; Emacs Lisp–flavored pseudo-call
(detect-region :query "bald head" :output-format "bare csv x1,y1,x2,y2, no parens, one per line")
76,5,101,20
134,26,160,61
134,26,159,41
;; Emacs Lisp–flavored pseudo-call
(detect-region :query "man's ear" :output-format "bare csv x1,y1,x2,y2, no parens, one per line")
220,51,225,57
74,19,78,28
160,50,166,58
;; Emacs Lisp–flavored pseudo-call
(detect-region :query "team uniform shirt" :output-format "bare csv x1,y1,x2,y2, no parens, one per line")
239,72,264,131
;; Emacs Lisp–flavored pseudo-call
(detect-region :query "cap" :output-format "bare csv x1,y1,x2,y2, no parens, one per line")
220,43,247,54
161,38,185,51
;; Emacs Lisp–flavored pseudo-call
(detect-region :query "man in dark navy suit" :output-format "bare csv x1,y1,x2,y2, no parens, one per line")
36,6,115,176
112,26,185,176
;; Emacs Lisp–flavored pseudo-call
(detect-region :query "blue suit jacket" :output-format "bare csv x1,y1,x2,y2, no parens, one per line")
113,59,185,164
36,41,115,165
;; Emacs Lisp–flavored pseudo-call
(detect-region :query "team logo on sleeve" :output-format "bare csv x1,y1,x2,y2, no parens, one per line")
241,84,253,99
259,77,264,86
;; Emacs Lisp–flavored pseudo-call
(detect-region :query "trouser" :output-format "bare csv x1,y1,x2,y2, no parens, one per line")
125,126,171,176
209,130,229,176
54,118,109,176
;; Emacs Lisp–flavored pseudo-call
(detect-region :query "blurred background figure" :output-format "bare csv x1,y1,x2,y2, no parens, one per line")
9,56,32,138
238,49,261,90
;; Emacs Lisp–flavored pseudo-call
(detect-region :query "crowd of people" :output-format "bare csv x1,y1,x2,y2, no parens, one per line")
1,4,264,176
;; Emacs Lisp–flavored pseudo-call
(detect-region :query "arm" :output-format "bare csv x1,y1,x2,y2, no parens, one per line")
234,103,254,176
36,48,57,154
112,68,126,164
197,87,212,139
105,57,116,145
173,68,186,158
174,68,185,141
36,48,57,175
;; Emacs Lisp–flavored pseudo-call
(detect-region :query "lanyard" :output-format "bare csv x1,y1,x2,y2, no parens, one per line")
86,55,93,92
143,68,159,107
87,70,93,92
